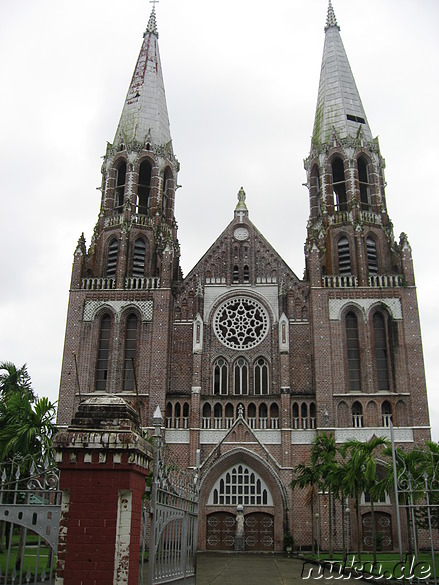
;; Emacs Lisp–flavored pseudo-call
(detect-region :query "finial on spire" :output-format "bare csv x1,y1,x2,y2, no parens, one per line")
234,187,249,219
146,1,159,36
325,0,340,31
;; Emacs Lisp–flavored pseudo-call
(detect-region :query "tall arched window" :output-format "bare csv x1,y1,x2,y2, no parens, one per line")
374,312,390,390
358,157,371,210
248,403,257,428
213,358,228,395
132,238,146,277
233,265,239,283
234,358,248,395
115,161,126,214
107,238,119,277
225,403,234,428
310,164,321,218
122,313,138,391
352,401,363,428
243,265,250,283
174,402,181,428
332,157,347,211
338,236,351,275
183,402,189,428
366,236,378,274
162,169,172,219
346,311,361,391
166,402,173,428
138,160,152,215
254,358,269,395
310,403,316,429
270,403,279,429
96,314,111,391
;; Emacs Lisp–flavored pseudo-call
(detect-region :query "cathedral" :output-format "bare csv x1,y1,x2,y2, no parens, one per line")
57,1,431,552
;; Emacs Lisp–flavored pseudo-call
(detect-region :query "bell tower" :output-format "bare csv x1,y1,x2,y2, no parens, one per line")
304,1,428,438
57,6,180,426
305,1,410,289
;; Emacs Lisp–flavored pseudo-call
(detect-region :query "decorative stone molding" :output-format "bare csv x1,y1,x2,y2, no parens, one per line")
291,430,318,444
279,313,289,353
328,297,402,321
193,313,204,353
83,300,153,323
335,427,413,443
164,430,190,444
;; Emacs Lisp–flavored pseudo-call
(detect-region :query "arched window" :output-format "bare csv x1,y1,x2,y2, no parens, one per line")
254,358,269,395
259,403,268,429
122,313,138,391
202,403,211,429
225,403,234,428
233,265,239,283
310,403,316,429
208,464,273,506
373,312,390,391
301,403,308,429
213,358,228,395
132,238,146,277
243,265,250,283
292,402,299,429
332,157,347,212
183,402,189,429
234,358,248,395
166,402,173,428
382,401,392,427
106,238,119,277
270,403,279,429
137,160,152,215
213,403,222,429
248,403,256,429
174,402,181,428
352,401,363,428
358,157,371,210
346,311,361,391
366,236,378,274
115,161,126,214
96,314,111,391
338,236,351,275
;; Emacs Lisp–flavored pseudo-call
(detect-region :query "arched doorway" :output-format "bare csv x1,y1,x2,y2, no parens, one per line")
362,511,393,551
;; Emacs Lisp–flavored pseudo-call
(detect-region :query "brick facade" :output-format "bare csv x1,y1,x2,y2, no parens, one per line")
57,4,431,554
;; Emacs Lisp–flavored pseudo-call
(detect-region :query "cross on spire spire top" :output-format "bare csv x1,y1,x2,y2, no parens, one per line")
325,0,339,30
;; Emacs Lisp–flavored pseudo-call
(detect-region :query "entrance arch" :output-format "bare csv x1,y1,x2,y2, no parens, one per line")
199,448,287,551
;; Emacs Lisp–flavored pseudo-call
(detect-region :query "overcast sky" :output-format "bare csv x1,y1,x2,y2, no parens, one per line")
1,0,438,438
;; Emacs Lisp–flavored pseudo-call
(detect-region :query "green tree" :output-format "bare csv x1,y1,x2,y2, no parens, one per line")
0,361,34,401
291,462,319,552
311,432,338,556
343,436,389,565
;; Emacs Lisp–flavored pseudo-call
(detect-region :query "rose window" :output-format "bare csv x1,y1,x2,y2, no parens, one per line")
213,297,269,350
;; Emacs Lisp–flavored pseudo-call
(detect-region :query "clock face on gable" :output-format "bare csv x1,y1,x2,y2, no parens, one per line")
233,227,249,241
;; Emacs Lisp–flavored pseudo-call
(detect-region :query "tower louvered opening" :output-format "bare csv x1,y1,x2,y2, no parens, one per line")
337,236,351,275
132,238,146,277
366,236,378,274
106,238,119,277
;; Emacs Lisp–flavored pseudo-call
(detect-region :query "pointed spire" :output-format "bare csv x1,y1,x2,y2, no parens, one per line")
325,0,339,30
311,1,373,147
112,3,172,150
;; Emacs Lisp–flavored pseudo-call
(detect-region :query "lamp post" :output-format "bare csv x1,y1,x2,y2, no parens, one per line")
315,512,320,561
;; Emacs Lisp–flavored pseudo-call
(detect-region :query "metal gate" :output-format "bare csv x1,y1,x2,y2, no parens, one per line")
0,456,61,584
146,407,200,585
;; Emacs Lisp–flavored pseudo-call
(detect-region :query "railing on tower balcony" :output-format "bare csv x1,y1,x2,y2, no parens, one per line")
225,417,234,429
329,211,352,225
248,417,256,429
202,417,211,429
81,277,116,290
131,213,155,228
105,213,123,228
368,274,404,288
259,417,268,430
382,413,392,428
125,276,160,290
270,417,279,429
322,275,359,288
353,414,363,428
360,210,382,225
292,417,299,429
213,417,222,429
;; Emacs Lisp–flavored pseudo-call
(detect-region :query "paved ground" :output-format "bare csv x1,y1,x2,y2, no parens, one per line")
195,553,364,585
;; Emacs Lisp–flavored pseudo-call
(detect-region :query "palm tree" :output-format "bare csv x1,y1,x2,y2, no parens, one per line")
311,432,338,556
0,362,34,401
343,436,389,566
291,462,319,552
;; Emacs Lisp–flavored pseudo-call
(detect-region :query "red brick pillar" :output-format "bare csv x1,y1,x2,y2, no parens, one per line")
53,396,151,585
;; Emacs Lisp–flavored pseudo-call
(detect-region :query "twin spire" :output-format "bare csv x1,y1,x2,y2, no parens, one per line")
312,0,372,147
112,1,373,161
